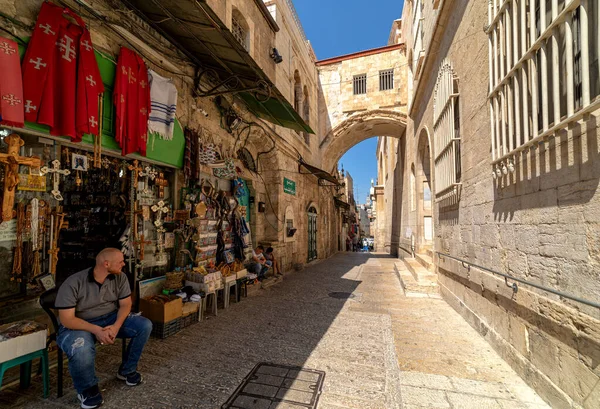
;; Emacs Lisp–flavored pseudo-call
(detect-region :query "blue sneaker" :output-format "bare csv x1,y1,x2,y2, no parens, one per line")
117,370,143,386
77,389,103,409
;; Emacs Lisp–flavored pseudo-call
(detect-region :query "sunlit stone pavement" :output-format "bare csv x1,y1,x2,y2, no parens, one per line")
2,253,549,409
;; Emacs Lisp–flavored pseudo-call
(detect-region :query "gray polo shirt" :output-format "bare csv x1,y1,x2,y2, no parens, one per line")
55,268,131,321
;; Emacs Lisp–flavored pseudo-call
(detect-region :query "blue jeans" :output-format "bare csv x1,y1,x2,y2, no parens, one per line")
57,311,152,393
252,261,272,278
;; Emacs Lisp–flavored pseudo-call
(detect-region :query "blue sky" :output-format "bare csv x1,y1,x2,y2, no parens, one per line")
294,0,403,204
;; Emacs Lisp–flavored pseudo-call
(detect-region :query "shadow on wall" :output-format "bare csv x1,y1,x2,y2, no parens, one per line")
390,136,406,257
493,115,599,220
317,82,332,150
439,266,600,394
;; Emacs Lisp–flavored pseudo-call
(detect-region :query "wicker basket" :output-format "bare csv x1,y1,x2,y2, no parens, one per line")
164,271,185,289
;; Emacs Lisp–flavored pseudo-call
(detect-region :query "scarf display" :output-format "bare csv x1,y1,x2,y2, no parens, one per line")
212,158,236,180
148,69,177,141
114,47,150,156
0,36,24,127
22,1,104,141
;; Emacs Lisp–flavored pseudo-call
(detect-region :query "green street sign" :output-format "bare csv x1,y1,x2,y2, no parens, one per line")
283,178,296,195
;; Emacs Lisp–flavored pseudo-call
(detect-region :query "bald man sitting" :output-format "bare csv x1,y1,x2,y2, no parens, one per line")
55,248,152,409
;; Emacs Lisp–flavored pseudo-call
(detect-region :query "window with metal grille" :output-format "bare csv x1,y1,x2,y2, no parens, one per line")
237,148,256,173
379,69,394,91
353,74,367,95
232,14,248,51
433,59,461,201
412,0,425,77
487,0,600,179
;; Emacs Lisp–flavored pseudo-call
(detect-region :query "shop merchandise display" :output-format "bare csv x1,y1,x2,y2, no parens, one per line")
114,47,150,156
0,36,24,127
22,1,104,140
0,1,271,342
148,69,177,141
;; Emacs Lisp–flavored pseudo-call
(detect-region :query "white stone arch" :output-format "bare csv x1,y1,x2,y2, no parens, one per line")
320,109,407,172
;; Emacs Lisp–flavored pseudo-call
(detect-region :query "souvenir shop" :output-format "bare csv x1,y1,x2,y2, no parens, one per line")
0,1,257,337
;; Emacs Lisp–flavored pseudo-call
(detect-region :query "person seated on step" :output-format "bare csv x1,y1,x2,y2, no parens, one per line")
264,247,282,276
251,245,272,280
55,248,153,409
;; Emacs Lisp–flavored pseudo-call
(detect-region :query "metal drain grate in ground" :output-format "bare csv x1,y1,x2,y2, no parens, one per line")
222,363,325,409
328,291,355,299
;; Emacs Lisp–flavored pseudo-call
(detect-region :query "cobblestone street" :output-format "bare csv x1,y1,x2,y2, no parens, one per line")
2,253,550,409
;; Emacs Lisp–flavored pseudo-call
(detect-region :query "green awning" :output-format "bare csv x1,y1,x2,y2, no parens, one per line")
120,0,313,134
298,159,340,185
334,198,350,210
240,92,313,133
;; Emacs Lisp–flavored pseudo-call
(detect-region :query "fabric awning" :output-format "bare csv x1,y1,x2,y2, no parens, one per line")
298,159,340,186
335,198,350,210
239,92,313,133
120,0,313,134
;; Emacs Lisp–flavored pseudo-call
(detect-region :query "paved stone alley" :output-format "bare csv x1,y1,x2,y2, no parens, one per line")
2,253,550,409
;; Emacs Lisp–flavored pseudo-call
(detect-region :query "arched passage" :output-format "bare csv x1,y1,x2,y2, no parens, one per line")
320,109,407,172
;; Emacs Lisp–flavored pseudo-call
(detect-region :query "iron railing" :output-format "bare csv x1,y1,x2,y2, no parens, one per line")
436,251,600,310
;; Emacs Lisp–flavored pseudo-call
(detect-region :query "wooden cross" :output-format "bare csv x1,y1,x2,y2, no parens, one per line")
133,234,152,261
127,160,143,191
48,208,67,277
41,159,71,201
125,202,144,240
0,134,42,221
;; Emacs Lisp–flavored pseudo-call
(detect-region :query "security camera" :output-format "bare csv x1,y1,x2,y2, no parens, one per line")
270,48,283,64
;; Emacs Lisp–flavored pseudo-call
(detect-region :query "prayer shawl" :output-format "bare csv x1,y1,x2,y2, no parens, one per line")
0,37,24,127
148,70,177,141
22,2,104,141
114,47,150,156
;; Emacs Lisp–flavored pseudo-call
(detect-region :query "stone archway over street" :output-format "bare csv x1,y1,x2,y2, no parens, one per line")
320,109,407,172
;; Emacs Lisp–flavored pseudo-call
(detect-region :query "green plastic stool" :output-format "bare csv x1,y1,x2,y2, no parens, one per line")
0,349,49,398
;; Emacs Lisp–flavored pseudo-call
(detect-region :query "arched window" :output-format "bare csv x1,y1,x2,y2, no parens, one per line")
293,70,302,113
433,58,461,201
303,85,310,145
231,9,250,51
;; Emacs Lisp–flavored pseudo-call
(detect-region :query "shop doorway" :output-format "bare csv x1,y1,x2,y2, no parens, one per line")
307,207,317,262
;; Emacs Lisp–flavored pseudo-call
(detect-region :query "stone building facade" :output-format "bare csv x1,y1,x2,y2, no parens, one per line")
316,44,408,173
375,1,600,407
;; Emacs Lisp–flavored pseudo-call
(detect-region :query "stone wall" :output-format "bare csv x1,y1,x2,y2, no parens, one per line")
397,0,600,407
317,46,407,135
206,0,321,164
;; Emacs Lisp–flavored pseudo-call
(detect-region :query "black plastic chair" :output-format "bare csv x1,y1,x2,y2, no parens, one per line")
39,288,127,398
